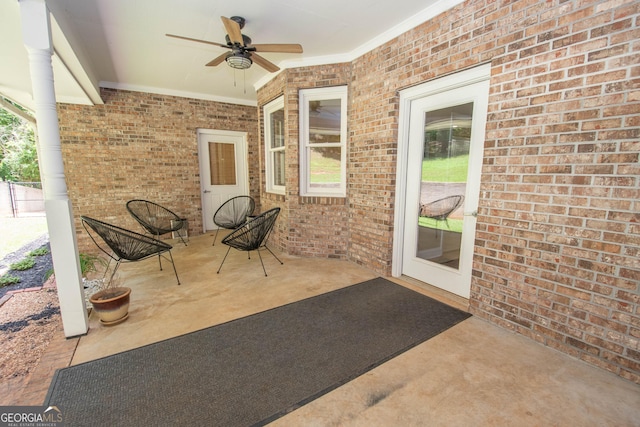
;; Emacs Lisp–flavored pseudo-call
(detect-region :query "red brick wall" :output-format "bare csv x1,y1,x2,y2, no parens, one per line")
58,88,258,252
259,0,639,382
258,64,352,257
471,0,640,384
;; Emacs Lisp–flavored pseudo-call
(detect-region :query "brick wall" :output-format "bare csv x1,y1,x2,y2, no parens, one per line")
471,0,640,384
258,63,352,257
258,0,639,382
58,88,258,253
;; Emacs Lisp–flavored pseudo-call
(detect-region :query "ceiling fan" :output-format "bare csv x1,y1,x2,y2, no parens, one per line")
166,16,303,73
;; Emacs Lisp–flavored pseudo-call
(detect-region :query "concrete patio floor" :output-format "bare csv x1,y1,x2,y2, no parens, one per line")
26,233,640,425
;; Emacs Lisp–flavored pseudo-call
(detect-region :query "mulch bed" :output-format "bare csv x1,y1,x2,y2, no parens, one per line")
0,235,53,300
0,237,62,390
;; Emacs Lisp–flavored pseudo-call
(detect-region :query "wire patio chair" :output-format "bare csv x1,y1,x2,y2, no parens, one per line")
126,199,188,246
216,207,283,276
211,195,255,245
81,216,180,285
419,195,465,229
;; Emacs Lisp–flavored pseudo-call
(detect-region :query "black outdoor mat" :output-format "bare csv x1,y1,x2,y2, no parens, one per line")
44,277,471,426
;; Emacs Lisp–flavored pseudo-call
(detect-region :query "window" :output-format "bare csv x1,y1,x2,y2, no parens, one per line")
263,96,285,194
209,142,236,185
299,86,347,197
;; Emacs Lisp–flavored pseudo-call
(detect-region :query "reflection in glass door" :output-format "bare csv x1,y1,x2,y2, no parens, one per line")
416,103,472,270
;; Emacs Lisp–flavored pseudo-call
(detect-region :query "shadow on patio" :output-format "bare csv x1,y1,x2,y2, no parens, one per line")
28,232,640,425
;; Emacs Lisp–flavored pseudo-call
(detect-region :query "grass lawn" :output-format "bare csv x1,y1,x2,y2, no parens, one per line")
418,217,463,233
310,150,341,183
0,216,49,259
422,154,468,182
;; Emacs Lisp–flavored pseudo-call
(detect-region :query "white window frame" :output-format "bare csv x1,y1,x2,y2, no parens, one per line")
263,96,286,195
299,86,347,197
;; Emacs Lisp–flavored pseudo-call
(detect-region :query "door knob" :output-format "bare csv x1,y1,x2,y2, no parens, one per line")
463,210,477,217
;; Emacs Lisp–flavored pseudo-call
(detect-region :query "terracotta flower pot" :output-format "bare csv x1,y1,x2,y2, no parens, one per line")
89,286,131,326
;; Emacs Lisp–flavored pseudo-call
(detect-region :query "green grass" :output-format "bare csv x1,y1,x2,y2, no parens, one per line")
0,216,48,260
309,150,341,183
0,217,48,288
418,217,463,233
422,155,469,182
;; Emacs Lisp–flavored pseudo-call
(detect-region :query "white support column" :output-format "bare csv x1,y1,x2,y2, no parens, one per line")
19,0,88,337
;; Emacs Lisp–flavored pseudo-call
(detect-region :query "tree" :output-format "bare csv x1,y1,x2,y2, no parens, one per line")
0,106,40,182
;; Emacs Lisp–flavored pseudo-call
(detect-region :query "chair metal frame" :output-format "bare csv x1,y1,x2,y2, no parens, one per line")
216,207,283,276
81,216,180,286
126,199,188,246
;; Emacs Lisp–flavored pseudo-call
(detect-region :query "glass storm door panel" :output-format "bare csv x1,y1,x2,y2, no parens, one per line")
402,79,489,299
198,130,248,231
416,103,472,269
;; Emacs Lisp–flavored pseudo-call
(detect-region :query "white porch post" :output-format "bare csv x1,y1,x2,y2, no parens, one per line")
19,0,88,337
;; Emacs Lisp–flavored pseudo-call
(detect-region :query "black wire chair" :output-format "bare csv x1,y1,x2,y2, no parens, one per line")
212,195,255,245
126,199,188,246
81,216,180,285
419,195,465,229
216,207,283,276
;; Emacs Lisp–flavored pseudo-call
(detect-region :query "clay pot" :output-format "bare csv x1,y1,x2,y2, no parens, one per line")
89,287,131,326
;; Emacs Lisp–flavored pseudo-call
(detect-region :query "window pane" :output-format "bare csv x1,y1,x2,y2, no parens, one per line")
270,108,285,149
309,147,341,188
299,86,347,197
209,142,236,185
309,99,341,144
273,150,285,187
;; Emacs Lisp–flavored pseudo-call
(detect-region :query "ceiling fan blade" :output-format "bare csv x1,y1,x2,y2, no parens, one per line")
221,16,244,45
251,44,303,54
251,53,280,73
166,34,229,49
205,52,228,67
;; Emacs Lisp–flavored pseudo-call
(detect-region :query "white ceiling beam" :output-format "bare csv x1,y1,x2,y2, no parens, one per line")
0,95,35,124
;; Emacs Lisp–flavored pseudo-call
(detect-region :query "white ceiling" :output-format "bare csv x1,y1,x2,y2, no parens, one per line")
0,0,462,110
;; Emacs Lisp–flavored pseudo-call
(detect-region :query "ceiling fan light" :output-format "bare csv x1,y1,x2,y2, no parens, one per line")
226,52,252,69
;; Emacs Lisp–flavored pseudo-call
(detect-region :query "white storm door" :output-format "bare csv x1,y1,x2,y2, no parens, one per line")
197,129,249,231
400,78,489,299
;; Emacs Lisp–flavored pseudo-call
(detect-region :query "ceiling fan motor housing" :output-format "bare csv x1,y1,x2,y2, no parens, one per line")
225,34,252,47
229,16,246,29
